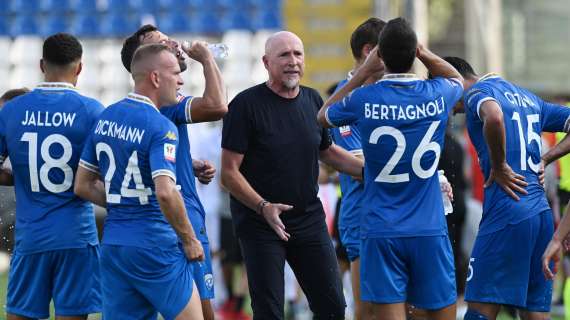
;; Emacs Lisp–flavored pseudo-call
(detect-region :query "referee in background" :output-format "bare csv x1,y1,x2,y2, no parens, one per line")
221,31,364,319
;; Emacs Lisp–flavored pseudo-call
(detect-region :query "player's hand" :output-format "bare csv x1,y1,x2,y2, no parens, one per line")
359,46,384,78
484,163,528,201
193,159,216,185
182,40,213,64
542,238,562,280
261,203,293,241
440,179,454,202
538,160,545,186
182,237,205,261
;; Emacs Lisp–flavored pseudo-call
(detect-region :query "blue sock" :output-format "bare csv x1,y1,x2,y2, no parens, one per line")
464,309,489,320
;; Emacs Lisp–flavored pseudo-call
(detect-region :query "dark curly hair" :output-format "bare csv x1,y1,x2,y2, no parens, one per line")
42,33,83,66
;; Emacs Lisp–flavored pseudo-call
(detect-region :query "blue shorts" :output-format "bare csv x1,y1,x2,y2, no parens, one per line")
193,241,215,299
100,244,195,320
6,245,101,319
465,211,553,312
339,226,360,262
361,235,456,309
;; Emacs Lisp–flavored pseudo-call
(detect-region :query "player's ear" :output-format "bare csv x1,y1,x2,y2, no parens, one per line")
150,70,160,88
40,59,46,74
362,44,373,58
76,61,83,77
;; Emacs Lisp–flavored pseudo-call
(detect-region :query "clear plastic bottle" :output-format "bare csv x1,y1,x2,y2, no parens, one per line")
181,41,229,59
438,170,453,215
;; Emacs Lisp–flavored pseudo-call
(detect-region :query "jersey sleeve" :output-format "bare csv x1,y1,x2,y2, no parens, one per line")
149,119,178,182
0,107,8,166
221,94,252,154
160,96,194,125
540,101,570,133
464,84,496,121
331,125,363,155
78,132,99,174
430,77,464,114
325,89,362,127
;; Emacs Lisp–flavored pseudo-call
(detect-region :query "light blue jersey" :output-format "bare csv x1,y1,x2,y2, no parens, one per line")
0,82,103,254
79,93,180,248
464,74,570,235
326,74,463,238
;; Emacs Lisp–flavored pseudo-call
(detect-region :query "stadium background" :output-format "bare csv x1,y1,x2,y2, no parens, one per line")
0,0,570,319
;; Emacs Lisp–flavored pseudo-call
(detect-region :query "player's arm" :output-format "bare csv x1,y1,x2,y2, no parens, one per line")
319,144,364,179
417,44,463,83
154,175,204,261
183,41,227,123
480,100,528,200
74,166,106,207
221,149,292,241
542,202,570,279
0,163,12,186
318,46,383,128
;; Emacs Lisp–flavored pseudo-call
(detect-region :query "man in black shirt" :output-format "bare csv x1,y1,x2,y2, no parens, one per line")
221,31,364,319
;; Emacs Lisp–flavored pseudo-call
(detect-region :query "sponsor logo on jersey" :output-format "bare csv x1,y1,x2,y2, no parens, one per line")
339,125,352,137
164,143,176,162
165,131,177,141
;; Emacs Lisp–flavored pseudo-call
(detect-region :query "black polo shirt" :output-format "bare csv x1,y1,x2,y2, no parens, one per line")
222,83,332,240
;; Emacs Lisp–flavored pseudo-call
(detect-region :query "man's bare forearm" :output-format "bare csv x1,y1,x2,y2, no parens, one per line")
193,59,227,122
320,145,364,178
543,133,570,167
0,167,13,186
221,169,264,211
155,178,199,244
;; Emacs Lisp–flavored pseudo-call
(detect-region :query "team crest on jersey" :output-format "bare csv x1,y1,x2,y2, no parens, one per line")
164,143,176,162
165,131,177,141
339,125,352,137
204,273,214,290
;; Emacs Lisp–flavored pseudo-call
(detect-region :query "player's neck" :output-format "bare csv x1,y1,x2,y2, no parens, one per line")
133,86,159,107
43,74,76,86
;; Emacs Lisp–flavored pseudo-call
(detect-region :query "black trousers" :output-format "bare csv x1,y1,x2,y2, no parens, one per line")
239,218,345,320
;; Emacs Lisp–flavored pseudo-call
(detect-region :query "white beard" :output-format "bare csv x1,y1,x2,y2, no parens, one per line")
283,78,299,89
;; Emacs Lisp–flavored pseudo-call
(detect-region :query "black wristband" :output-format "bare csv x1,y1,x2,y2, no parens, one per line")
256,199,269,215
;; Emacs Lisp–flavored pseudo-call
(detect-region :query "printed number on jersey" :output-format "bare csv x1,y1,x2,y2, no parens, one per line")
511,112,541,173
369,121,441,183
96,142,152,204
21,132,73,193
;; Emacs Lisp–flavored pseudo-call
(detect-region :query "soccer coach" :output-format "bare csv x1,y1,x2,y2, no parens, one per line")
220,31,364,319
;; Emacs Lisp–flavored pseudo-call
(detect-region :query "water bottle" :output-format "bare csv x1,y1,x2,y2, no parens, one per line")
438,170,453,215
181,41,229,59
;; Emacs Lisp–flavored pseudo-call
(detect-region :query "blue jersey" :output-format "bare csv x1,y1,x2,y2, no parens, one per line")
160,96,208,243
326,74,463,238
79,93,180,248
329,77,364,229
0,83,103,254
464,74,570,235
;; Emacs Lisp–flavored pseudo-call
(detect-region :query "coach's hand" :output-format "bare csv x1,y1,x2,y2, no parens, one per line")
183,237,205,261
261,203,293,241
183,40,213,64
542,238,561,280
194,159,216,184
485,163,527,201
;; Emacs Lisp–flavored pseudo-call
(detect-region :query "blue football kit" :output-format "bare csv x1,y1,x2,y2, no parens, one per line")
79,93,194,319
463,74,570,311
326,74,463,309
329,74,365,262
161,95,214,299
0,83,103,318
